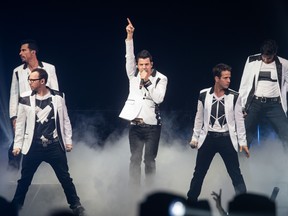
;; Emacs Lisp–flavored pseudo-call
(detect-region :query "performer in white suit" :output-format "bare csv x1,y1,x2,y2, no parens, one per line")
8,39,59,170
238,39,288,149
187,63,249,204
11,68,85,216
119,18,168,185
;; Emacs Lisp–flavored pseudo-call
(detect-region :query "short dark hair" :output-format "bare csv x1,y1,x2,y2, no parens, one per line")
260,39,278,56
31,68,48,84
229,193,276,216
212,63,232,78
136,49,153,63
20,39,39,53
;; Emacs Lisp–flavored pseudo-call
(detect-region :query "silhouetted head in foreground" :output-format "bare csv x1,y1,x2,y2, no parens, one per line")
228,193,276,216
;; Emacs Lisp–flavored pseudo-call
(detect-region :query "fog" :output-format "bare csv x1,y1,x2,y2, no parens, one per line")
1,118,288,216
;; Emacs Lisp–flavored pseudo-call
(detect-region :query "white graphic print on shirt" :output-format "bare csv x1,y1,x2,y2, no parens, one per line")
209,95,228,131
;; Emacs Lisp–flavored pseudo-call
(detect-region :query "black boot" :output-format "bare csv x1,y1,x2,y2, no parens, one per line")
71,205,85,216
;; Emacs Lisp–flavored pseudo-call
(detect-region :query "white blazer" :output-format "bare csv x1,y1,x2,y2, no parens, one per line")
9,61,59,120
191,87,247,151
119,39,168,125
238,54,288,114
13,89,72,155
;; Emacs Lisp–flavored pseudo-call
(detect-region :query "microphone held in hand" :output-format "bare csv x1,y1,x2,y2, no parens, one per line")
140,79,144,89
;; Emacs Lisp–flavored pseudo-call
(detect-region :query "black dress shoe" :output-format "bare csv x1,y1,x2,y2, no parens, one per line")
72,205,85,216
11,200,23,212
186,197,198,207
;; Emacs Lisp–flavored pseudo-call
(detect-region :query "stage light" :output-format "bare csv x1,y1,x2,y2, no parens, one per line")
169,200,186,216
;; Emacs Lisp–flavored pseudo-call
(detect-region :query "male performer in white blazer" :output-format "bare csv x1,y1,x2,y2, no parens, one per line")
238,39,288,149
119,18,168,186
8,39,59,170
11,68,85,216
187,63,249,204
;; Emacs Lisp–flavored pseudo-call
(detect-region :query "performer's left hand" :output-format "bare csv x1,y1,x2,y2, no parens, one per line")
65,144,73,152
12,148,21,156
240,145,250,158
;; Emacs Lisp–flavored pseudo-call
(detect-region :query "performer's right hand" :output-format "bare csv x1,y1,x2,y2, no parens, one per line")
243,112,248,118
242,108,248,118
189,140,198,149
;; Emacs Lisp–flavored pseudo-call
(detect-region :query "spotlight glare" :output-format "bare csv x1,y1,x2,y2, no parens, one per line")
169,201,186,216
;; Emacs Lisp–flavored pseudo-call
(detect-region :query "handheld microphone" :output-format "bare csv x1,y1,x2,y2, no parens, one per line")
139,79,144,89
139,69,146,89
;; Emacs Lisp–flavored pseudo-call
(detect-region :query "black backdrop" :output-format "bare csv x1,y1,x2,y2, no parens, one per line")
1,1,288,147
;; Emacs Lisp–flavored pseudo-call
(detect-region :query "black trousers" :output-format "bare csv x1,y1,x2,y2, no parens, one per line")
245,99,288,149
187,135,246,201
128,124,161,185
12,141,81,209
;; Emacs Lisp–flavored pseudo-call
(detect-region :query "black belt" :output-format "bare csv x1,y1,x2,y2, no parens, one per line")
131,118,154,127
131,118,144,124
254,96,280,103
33,137,59,147
207,131,230,138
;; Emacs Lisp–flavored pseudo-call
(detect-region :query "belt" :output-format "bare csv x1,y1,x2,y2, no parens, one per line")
131,118,144,124
33,137,59,147
207,131,230,138
131,118,153,127
254,96,280,103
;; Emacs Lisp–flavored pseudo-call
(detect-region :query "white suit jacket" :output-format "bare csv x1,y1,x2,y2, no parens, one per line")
191,87,247,151
119,39,168,125
13,89,72,155
238,54,288,114
9,61,59,120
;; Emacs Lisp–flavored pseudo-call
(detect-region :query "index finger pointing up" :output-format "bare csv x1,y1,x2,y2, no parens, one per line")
127,17,133,26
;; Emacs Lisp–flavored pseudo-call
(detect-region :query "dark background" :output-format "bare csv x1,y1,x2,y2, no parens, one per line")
1,1,288,146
